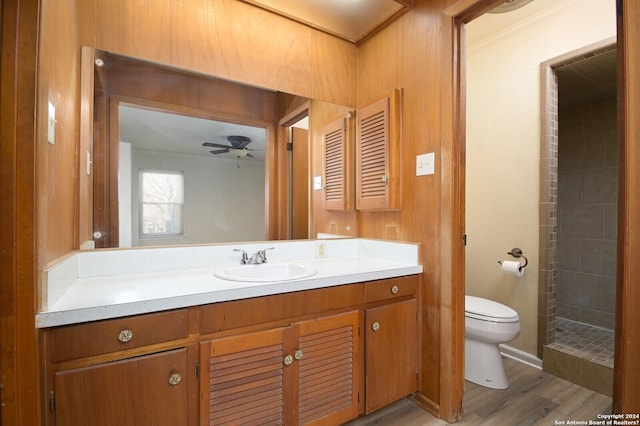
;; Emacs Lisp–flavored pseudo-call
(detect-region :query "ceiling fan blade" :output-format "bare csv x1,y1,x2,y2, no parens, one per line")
238,139,252,149
203,142,232,149
210,149,229,155
246,153,255,158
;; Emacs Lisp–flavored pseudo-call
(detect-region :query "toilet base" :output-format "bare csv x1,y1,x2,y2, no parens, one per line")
465,338,509,389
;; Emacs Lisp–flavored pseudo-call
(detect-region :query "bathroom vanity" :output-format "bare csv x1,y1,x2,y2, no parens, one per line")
38,239,422,425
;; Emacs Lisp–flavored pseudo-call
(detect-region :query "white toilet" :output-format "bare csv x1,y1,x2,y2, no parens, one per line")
465,295,521,389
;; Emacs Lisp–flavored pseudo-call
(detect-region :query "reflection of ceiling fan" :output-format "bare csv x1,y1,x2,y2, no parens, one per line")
202,135,259,158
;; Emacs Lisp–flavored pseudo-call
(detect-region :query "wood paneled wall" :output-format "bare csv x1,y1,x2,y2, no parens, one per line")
1,0,637,424
76,0,357,108
356,0,462,419
38,0,81,265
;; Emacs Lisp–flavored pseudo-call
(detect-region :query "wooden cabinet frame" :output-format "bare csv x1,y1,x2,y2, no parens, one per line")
43,276,418,425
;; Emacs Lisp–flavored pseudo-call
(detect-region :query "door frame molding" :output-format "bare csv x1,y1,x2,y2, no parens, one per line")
444,0,639,415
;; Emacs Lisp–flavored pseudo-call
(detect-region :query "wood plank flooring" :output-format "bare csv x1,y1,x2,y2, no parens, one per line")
347,358,612,425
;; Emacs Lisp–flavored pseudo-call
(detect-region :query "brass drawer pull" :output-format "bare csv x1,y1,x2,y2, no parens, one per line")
118,329,133,343
372,321,380,331
168,373,182,386
294,350,304,360
284,355,294,366
391,285,399,294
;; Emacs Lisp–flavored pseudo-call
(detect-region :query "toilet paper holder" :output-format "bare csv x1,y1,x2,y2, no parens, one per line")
498,248,528,270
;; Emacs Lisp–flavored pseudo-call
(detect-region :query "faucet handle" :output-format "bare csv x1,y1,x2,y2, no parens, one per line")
233,248,248,264
257,247,275,263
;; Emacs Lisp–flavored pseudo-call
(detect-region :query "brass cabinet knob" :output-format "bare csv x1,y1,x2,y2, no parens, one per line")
168,373,182,386
283,355,294,366
391,285,399,294
294,350,304,360
372,321,380,331
118,329,133,343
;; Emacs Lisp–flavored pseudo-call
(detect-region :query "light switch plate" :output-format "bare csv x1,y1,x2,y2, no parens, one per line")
47,100,56,144
313,176,322,190
416,152,435,176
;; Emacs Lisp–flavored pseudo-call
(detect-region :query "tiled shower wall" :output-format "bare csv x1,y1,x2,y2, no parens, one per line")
538,67,559,355
556,95,617,330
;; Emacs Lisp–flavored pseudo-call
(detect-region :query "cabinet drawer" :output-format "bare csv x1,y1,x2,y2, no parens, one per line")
364,275,417,303
200,284,363,334
50,309,189,362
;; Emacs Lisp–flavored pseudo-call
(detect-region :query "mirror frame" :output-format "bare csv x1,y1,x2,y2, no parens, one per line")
82,48,286,248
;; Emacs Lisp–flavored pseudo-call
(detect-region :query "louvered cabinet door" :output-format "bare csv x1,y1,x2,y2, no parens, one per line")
323,115,353,211
202,328,288,426
355,89,401,210
295,311,361,426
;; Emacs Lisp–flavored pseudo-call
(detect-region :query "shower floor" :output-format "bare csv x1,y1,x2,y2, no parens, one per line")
547,317,615,368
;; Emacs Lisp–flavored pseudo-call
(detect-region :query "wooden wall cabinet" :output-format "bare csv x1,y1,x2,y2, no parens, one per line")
355,89,402,211
44,276,418,425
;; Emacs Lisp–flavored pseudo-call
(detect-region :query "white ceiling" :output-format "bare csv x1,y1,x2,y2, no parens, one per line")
240,0,409,43
119,106,268,162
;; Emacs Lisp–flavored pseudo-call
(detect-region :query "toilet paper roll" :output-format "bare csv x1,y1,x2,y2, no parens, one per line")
501,260,524,277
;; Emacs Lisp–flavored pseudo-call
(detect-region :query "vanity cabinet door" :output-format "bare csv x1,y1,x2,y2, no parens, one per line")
54,348,190,426
201,327,289,425
201,311,361,426
295,310,361,425
365,298,418,414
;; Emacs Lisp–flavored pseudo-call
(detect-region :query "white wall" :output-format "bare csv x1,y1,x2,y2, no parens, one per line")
118,142,132,247
466,0,616,355
130,150,266,246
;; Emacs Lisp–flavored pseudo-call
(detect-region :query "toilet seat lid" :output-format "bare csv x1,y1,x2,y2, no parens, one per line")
465,295,519,322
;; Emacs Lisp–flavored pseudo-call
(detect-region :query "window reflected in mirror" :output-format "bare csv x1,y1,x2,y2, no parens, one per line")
139,170,184,237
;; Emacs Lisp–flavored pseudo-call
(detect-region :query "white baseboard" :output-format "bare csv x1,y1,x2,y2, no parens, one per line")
499,344,542,370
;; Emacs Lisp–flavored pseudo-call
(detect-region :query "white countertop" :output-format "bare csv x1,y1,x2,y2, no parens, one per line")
37,239,422,328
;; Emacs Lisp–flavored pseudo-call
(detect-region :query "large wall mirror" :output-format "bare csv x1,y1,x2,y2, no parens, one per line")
87,49,355,249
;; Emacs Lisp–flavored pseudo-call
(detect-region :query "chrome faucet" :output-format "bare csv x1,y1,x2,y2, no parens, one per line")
233,247,274,265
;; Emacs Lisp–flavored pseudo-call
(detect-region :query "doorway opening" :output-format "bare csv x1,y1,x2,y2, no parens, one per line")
279,104,310,240
539,40,617,395
286,114,310,240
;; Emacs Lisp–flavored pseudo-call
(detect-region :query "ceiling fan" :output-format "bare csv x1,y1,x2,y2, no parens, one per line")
202,135,259,159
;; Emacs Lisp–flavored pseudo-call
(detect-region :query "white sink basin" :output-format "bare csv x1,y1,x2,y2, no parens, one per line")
214,263,317,282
